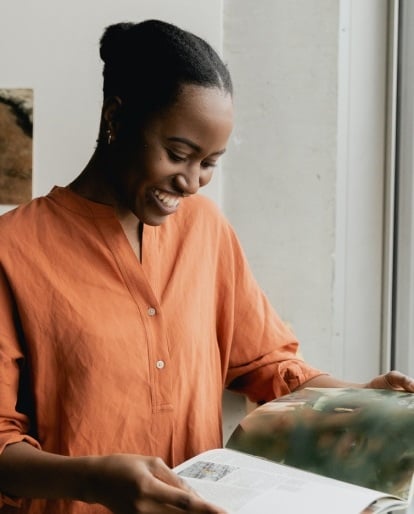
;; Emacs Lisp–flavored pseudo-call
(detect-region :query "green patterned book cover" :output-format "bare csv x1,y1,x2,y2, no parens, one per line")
227,388,414,502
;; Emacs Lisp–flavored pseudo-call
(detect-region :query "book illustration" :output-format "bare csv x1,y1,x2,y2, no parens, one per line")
226,387,414,501
179,460,238,481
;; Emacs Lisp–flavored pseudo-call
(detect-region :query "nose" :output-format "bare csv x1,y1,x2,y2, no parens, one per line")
174,163,209,195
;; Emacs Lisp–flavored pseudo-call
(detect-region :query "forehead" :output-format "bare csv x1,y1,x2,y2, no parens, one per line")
148,85,234,150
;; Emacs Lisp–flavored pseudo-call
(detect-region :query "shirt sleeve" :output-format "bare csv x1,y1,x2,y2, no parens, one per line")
218,221,327,403
0,265,41,507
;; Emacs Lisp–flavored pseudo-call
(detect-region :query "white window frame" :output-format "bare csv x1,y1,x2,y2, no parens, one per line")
394,0,414,378
334,0,394,381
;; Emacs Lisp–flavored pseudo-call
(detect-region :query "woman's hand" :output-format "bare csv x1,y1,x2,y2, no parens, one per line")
364,370,414,392
0,443,225,513
87,453,226,514
299,370,414,392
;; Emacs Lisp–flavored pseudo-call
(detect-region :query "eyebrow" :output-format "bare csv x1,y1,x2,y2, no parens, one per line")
167,136,226,156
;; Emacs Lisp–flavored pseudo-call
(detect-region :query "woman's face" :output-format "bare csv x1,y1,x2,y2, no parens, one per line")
110,84,233,225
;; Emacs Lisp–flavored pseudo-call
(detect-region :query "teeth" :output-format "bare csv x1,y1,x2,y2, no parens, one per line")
154,189,180,208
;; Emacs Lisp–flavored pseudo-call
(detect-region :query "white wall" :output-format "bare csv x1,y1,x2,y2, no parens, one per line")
223,0,339,375
223,0,390,382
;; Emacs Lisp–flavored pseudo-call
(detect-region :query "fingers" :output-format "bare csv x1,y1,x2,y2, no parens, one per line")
142,458,226,513
151,481,225,513
367,370,414,392
151,458,193,492
150,457,208,500
93,454,226,514
383,370,414,392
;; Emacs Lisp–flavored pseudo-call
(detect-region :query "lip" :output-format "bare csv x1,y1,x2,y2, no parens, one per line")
150,189,180,215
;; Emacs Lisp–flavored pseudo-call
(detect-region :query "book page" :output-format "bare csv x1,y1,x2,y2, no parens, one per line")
175,449,400,514
227,388,414,502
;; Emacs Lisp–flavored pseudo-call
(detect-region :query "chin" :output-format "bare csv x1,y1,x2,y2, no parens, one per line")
144,218,167,227
138,212,169,227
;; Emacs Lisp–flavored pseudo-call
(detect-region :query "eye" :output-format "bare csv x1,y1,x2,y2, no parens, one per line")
201,160,217,170
167,149,187,163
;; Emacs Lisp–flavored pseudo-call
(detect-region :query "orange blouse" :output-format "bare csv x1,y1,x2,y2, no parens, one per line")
0,187,323,513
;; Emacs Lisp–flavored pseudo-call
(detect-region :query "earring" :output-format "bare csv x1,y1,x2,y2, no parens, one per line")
106,129,112,145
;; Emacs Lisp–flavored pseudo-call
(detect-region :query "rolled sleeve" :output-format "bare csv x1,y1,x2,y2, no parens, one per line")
272,358,325,396
0,267,41,507
0,342,40,456
228,354,325,403
0,345,41,508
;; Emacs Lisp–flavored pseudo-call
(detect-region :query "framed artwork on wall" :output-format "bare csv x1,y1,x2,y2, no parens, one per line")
0,88,33,205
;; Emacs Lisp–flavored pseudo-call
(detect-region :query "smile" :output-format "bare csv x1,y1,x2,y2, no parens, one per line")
153,189,180,208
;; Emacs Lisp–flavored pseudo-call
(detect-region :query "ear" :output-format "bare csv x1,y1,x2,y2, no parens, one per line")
102,96,123,143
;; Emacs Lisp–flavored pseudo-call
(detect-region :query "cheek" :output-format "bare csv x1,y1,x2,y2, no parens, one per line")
200,168,214,187
140,150,169,179
124,157,167,196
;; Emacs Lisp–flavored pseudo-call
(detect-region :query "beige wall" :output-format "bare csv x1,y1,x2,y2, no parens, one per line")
222,0,390,386
223,0,339,371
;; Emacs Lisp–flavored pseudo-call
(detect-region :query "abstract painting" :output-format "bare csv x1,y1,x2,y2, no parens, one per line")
0,88,33,204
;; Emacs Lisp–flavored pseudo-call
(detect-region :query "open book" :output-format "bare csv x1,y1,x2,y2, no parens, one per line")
174,388,414,513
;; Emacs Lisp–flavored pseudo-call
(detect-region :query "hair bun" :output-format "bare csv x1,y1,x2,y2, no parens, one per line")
98,19,232,109
99,22,134,64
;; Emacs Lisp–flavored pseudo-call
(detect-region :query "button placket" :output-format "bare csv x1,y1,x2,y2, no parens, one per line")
145,302,171,406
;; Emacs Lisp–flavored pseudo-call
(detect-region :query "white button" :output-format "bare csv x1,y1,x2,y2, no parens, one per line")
148,307,156,316
156,360,165,369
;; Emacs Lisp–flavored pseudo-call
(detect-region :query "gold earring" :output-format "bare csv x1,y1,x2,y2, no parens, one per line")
106,129,112,145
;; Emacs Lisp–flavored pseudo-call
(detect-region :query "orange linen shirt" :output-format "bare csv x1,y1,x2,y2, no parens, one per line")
0,187,323,513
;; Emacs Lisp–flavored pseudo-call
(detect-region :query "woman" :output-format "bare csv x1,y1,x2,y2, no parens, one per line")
0,19,413,514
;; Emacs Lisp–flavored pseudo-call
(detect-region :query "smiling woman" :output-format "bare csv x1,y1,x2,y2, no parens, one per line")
71,84,232,231
69,21,234,240
0,18,413,514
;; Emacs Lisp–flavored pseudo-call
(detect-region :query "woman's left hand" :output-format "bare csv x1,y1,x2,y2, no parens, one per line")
365,370,414,392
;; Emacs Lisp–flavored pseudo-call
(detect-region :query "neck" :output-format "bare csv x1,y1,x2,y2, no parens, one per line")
69,149,125,213
70,148,143,260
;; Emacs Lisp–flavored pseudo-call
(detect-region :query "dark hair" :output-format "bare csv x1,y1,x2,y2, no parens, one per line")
99,19,233,124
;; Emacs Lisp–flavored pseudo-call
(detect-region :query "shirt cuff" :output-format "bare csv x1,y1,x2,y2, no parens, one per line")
272,359,326,397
